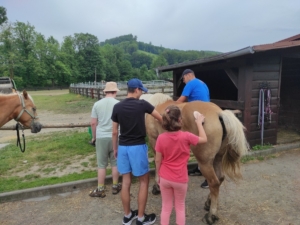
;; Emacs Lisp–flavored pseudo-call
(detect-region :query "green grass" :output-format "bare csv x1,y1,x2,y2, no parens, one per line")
33,93,96,114
0,128,157,193
240,154,277,164
137,50,158,59
251,143,273,151
0,171,97,193
0,130,96,193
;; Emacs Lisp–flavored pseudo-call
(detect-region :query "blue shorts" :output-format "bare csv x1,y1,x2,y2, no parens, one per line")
117,144,149,177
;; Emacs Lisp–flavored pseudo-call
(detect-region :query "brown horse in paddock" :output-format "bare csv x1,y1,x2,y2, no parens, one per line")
0,90,42,133
143,93,249,225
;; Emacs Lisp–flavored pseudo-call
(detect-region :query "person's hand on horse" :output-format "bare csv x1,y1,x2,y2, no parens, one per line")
193,111,205,124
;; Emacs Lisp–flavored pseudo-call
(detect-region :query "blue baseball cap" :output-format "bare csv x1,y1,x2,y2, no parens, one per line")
181,69,194,79
127,78,148,92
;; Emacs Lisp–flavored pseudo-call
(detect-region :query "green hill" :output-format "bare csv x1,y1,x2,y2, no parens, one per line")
100,34,221,66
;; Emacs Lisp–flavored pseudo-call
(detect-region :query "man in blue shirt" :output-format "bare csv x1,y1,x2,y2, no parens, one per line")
176,69,210,103
176,69,210,189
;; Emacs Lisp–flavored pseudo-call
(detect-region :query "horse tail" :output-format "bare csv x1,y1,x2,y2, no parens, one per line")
219,110,249,181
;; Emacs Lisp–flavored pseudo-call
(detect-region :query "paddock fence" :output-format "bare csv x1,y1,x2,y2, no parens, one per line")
69,80,173,100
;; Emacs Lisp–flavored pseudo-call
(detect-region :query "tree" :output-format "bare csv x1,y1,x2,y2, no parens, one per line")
73,33,104,82
150,54,172,80
118,60,133,81
32,33,48,85
130,52,153,68
0,23,19,79
99,44,133,81
126,42,138,54
13,21,38,86
44,36,65,86
0,6,8,25
61,35,79,83
150,54,168,69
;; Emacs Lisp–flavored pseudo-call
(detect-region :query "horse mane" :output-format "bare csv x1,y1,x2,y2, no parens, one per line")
140,93,153,102
0,91,34,103
141,93,172,107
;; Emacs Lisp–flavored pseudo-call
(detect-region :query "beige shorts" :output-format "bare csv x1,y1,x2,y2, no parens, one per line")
96,138,117,169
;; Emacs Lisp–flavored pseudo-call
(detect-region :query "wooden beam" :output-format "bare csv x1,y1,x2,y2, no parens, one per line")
224,69,238,88
210,99,244,109
282,53,300,58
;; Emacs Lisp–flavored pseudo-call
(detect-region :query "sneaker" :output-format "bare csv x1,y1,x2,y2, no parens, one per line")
123,210,138,225
112,183,122,195
136,213,156,225
89,188,106,198
201,180,209,189
188,166,202,176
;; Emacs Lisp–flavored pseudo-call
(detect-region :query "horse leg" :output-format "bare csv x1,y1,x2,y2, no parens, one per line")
148,135,161,195
200,164,220,225
204,154,225,210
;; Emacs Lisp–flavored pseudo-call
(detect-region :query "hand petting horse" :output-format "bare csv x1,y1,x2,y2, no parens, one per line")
0,90,42,133
143,93,249,225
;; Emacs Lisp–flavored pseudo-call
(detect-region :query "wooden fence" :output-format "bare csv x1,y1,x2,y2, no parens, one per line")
69,85,173,100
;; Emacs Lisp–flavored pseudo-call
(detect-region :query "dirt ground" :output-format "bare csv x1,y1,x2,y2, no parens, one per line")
0,148,300,225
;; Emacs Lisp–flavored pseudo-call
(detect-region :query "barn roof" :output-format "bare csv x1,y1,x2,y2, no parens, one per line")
157,34,300,72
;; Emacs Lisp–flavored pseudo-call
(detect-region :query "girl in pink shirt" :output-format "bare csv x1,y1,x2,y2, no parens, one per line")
155,105,207,225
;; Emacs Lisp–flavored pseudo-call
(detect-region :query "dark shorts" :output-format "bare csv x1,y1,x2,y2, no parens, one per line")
96,138,116,168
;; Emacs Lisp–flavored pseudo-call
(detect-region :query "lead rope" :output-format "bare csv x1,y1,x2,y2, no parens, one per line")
258,88,273,145
265,89,272,124
16,123,26,152
258,89,265,145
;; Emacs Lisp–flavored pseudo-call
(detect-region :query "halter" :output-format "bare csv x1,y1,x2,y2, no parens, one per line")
14,93,38,153
15,93,38,122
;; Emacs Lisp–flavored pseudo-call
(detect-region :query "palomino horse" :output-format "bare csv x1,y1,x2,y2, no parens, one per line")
143,93,249,225
0,90,42,133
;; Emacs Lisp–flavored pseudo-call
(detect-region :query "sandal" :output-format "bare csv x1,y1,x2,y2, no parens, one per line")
89,188,106,198
112,183,122,195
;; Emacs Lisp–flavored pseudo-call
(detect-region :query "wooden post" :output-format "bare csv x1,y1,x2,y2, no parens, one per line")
96,88,100,100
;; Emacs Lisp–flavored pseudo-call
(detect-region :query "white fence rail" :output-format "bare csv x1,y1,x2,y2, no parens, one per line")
69,80,174,100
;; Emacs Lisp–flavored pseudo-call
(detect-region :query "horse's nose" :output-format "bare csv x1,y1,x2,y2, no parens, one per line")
31,121,42,133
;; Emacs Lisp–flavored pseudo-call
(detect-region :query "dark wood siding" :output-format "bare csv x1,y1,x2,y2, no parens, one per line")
248,54,281,147
279,57,300,130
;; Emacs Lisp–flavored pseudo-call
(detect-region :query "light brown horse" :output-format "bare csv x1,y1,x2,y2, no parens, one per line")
143,93,249,225
0,90,42,133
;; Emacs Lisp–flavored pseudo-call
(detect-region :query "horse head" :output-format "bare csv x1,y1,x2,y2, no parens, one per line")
15,90,42,133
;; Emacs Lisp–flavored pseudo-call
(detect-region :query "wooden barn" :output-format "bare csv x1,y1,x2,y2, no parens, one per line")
156,34,300,147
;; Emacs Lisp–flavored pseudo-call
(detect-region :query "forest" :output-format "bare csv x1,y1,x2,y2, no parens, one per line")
0,6,220,88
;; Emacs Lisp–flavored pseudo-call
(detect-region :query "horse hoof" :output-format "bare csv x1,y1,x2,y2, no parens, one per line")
202,213,219,225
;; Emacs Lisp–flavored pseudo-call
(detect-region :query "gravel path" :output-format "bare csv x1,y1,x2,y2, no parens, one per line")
1,148,299,225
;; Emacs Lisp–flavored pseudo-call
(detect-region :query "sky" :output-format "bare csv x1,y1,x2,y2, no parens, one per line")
1,0,300,53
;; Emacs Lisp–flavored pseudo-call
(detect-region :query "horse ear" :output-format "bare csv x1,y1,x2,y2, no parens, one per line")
23,90,28,99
